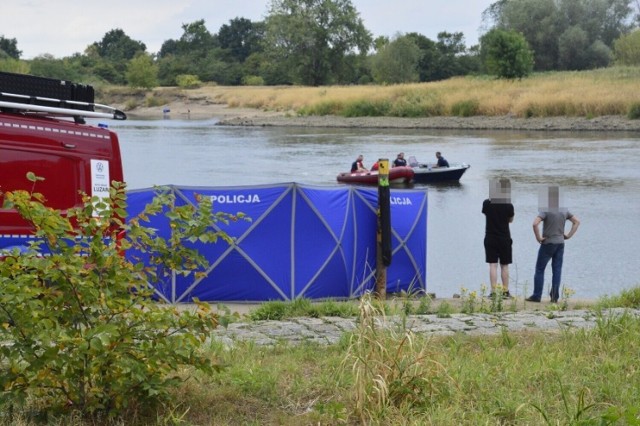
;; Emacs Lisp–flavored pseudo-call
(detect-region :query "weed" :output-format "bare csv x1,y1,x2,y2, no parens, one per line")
488,284,505,313
560,286,576,311
500,327,516,349
215,303,241,328
415,294,433,314
596,286,640,309
248,298,359,321
459,287,479,314
436,301,454,318
529,374,600,425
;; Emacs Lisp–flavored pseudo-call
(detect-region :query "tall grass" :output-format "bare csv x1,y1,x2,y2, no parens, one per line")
187,66,640,119
342,293,453,422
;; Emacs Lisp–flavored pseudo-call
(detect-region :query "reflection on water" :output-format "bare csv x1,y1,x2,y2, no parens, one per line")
107,119,640,300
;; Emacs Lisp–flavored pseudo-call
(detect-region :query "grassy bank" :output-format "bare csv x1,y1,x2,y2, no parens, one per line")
8,288,640,425
171,66,640,119
188,310,640,425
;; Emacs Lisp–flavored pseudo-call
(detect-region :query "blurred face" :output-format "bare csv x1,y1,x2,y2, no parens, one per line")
358,155,363,162
489,178,511,203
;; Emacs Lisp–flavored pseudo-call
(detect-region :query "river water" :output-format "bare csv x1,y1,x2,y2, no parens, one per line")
105,118,640,300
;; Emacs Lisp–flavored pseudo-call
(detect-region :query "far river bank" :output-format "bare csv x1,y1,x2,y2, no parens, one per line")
125,101,640,132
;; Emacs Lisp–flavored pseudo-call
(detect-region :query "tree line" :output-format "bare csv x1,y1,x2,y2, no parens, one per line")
1,0,640,89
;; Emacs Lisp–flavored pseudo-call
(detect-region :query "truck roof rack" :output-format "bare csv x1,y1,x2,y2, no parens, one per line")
0,71,127,122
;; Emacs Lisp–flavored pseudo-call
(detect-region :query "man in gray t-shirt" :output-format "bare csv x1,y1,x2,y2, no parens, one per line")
526,186,580,303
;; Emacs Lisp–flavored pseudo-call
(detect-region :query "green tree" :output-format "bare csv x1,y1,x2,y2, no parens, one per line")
433,31,474,80
217,18,265,63
371,34,421,84
264,0,372,85
157,54,192,86
558,25,591,70
126,53,159,88
483,0,636,71
92,28,146,62
405,32,439,81
404,32,480,82
0,180,246,418
374,35,390,51
0,35,21,59
480,28,534,79
176,20,217,55
157,20,218,84
89,29,147,84
28,54,81,81
484,0,559,70
0,58,29,74
614,29,640,64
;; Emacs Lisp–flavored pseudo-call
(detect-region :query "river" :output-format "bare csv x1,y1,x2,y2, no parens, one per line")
105,118,640,300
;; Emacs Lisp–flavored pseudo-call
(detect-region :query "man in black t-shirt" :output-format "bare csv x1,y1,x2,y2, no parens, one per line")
482,178,515,298
393,152,407,167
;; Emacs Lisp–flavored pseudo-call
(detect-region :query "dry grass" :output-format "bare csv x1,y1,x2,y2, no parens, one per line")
183,67,640,118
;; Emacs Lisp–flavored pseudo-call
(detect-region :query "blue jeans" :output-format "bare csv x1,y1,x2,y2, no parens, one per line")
533,243,565,301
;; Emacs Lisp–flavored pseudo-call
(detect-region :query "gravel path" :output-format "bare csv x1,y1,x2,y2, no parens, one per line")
211,308,640,347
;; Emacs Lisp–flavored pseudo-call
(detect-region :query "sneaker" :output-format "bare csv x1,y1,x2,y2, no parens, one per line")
550,298,559,303
502,291,512,299
488,292,496,299
525,296,541,302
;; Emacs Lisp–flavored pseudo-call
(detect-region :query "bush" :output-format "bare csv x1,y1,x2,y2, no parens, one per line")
145,95,169,107
242,75,265,86
627,102,640,119
0,179,246,420
299,100,344,116
342,99,390,117
175,74,202,89
451,99,480,117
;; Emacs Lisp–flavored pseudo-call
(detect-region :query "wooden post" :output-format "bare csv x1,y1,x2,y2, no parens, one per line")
375,158,392,299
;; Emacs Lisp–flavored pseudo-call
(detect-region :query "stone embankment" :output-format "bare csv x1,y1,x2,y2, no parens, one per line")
211,308,640,347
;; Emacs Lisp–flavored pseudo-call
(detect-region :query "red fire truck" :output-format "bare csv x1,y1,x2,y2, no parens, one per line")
0,72,127,252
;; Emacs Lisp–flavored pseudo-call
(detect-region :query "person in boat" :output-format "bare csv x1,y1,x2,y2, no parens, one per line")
351,154,368,172
371,161,379,171
393,152,407,167
434,151,450,168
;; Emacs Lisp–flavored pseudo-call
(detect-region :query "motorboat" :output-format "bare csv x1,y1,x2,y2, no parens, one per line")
336,166,414,185
408,156,470,183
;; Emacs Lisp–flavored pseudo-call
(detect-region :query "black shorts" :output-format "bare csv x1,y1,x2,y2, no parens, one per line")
484,236,512,264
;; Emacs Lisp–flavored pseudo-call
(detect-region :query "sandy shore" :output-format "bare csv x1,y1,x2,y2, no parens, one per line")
126,100,640,131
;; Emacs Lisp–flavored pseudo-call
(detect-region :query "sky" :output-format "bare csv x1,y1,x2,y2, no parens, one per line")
2,0,496,60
